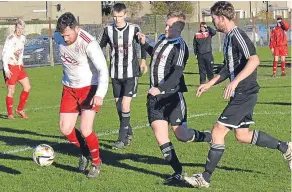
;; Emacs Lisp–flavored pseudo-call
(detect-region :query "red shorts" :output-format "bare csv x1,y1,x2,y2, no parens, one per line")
274,46,288,56
60,85,100,113
5,65,28,85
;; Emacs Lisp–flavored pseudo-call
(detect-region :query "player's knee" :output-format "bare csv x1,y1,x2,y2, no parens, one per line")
234,131,249,143
121,101,130,112
7,87,15,96
212,124,227,140
24,84,31,92
59,123,72,136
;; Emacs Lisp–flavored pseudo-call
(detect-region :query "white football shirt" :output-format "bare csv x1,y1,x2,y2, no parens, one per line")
2,33,26,72
58,29,109,99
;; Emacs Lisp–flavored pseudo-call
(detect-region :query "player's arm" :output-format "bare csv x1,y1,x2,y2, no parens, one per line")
280,20,290,31
269,29,275,50
214,63,229,85
86,41,109,99
141,42,154,56
97,27,110,48
2,36,13,72
193,35,197,55
19,36,26,65
157,43,187,93
232,33,259,84
207,26,216,36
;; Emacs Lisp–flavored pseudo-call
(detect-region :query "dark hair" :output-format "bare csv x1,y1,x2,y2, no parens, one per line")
113,3,127,12
210,1,235,21
56,12,78,33
277,16,282,20
200,22,206,26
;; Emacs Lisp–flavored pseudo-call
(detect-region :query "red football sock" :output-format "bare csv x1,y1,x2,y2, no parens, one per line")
66,129,81,147
273,61,278,74
6,96,13,116
281,61,286,73
85,132,101,165
17,91,30,111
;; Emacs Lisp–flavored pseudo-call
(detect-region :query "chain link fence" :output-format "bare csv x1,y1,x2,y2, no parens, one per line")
0,13,291,68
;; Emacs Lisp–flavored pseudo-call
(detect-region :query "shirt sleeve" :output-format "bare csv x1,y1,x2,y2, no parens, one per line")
233,29,256,59
157,42,188,92
97,27,110,48
280,20,290,31
2,36,13,72
86,40,109,99
207,26,217,37
269,29,275,49
134,26,147,60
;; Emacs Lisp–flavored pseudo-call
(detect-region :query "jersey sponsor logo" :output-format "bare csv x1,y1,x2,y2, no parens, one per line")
60,52,78,65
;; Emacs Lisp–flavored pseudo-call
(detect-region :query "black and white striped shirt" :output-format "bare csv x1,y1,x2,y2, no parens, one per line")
223,27,259,94
98,23,146,79
142,34,188,94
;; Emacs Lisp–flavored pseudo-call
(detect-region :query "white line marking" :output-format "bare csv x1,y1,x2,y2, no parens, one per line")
2,110,290,155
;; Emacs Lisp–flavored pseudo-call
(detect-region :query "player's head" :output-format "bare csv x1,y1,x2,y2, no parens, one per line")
14,19,25,37
56,12,79,45
210,1,235,33
113,3,127,27
165,11,186,38
200,22,207,32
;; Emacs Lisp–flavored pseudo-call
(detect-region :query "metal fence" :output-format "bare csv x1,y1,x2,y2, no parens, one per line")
0,14,291,68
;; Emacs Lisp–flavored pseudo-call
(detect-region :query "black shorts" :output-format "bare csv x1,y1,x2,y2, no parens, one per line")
217,93,257,129
112,77,138,98
147,92,187,126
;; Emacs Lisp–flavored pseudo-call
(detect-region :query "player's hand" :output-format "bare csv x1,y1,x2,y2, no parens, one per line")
148,87,161,96
223,80,239,99
271,48,274,54
140,59,148,74
196,83,211,97
5,70,12,79
90,96,103,107
136,32,146,45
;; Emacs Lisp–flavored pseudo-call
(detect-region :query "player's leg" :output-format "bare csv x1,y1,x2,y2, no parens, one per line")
5,65,19,119
17,68,31,118
112,78,126,149
6,85,16,119
197,54,207,84
205,53,214,81
78,85,101,178
147,94,183,183
235,121,291,170
80,110,101,178
60,85,90,171
184,123,229,188
170,92,211,143
272,49,279,77
280,49,287,76
113,77,137,149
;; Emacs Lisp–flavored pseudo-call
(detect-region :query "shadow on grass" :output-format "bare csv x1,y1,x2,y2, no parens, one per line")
257,102,291,106
0,130,263,183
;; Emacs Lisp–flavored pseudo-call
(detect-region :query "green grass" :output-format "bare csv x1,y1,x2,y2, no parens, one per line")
0,47,291,192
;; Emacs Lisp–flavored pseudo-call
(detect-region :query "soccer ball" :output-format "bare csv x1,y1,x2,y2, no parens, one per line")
33,144,55,167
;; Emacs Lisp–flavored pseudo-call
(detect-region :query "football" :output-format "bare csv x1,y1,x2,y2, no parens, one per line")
33,144,55,166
